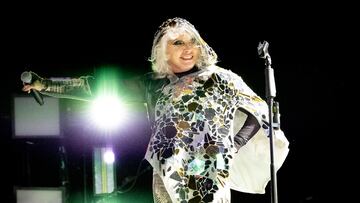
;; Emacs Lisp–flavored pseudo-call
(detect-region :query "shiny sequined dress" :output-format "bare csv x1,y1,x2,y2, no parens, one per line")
145,65,289,202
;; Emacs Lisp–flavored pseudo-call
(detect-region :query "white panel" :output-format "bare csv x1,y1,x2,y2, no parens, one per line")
16,188,63,203
13,97,61,137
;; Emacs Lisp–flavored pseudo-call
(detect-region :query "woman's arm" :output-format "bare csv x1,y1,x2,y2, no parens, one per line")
40,76,94,101
22,71,93,101
22,71,149,102
233,108,261,151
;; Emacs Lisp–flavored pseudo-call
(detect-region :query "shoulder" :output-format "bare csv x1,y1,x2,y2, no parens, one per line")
209,65,259,96
142,72,169,90
142,72,155,80
208,65,245,83
142,72,168,82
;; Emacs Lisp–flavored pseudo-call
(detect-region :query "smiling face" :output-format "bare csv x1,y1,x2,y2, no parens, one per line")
166,33,200,73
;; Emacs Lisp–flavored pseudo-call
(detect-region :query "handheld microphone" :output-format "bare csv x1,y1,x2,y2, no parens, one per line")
21,71,44,105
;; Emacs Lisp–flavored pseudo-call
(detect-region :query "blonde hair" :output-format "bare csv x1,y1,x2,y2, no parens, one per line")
149,17,218,78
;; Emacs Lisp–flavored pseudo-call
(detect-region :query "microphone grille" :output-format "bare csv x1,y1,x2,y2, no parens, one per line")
21,71,32,83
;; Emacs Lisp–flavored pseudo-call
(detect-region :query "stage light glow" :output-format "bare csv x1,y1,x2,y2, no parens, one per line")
103,149,115,164
90,95,125,131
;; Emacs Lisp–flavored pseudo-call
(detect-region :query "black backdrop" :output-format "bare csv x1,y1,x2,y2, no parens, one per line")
0,4,354,203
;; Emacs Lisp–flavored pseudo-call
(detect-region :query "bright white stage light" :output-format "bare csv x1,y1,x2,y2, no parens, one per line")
103,149,115,164
90,95,125,131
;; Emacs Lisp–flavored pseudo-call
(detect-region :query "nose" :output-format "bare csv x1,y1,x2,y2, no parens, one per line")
189,41,200,48
185,42,194,48
183,46,193,53
183,42,196,51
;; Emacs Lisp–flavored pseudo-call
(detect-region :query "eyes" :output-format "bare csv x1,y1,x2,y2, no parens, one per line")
173,40,186,46
171,38,200,48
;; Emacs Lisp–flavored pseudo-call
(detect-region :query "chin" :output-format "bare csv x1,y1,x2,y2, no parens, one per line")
184,66,194,71
183,63,195,69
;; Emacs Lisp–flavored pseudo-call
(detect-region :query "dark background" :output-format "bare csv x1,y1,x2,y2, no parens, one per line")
0,4,355,203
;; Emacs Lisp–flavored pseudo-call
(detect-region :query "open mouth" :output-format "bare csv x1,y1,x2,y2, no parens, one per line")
181,56,193,60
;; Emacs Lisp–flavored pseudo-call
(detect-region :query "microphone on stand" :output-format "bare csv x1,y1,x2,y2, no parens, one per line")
21,71,44,105
258,41,276,98
257,41,270,60
258,40,279,203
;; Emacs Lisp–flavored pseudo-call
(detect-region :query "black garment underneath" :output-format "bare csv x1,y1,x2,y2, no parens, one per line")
234,108,260,150
174,66,200,78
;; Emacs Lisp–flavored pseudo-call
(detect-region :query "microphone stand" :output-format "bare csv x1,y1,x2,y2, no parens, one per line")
258,41,279,203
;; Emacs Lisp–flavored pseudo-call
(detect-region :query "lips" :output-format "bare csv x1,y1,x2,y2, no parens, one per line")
181,56,193,60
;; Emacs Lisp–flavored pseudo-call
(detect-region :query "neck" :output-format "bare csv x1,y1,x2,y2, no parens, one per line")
175,67,199,78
